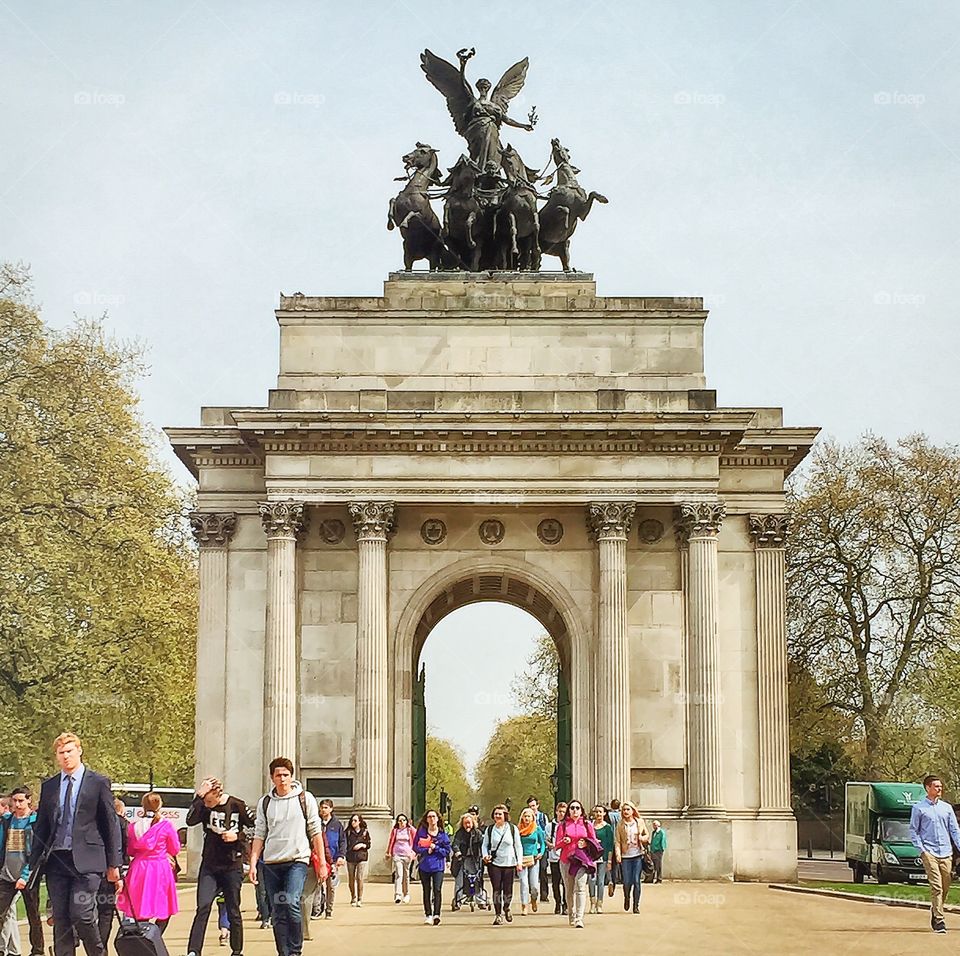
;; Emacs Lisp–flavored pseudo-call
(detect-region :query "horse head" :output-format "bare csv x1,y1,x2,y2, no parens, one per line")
549,138,581,185
402,143,441,186
442,154,478,195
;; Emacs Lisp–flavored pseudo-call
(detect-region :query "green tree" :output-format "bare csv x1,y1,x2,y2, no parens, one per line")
510,632,558,720
0,263,198,787
474,714,555,817
425,736,473,823
787,434,960,778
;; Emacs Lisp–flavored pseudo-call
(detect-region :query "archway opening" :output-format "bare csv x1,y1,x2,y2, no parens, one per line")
408,572,575,823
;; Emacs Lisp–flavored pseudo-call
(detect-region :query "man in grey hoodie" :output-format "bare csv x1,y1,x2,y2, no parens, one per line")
249,758,324,956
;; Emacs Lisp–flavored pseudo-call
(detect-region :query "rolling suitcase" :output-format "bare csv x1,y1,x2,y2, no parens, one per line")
113,901,170,956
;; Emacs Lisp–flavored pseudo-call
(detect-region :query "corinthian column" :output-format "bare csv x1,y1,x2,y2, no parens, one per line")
750,514,792,814
677,500,726,816
259,500,308,769
349,501,396,814
587,501,635,804
190,512,237,783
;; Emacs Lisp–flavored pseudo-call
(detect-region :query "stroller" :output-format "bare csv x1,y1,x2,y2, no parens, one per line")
453,854,490,911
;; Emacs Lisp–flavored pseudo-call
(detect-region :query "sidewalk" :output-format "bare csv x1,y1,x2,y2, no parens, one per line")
155,879,951,955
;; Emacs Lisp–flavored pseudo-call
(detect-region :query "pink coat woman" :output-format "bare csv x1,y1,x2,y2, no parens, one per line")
117,796,180,923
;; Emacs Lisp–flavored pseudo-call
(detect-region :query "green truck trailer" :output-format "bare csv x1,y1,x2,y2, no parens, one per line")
845,781,927,884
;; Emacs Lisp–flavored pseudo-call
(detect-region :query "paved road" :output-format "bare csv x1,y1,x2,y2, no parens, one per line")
158,879,949,955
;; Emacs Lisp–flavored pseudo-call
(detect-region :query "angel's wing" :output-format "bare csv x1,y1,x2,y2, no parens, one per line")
420,49,474,137
491,57,529,112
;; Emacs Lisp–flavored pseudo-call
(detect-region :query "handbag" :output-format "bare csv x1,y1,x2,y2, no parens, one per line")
522,854,535,868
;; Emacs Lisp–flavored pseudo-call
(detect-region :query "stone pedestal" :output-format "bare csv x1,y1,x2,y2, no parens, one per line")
260,500,307,770
349,501,396,815
677,501,726,817
588,502,635,803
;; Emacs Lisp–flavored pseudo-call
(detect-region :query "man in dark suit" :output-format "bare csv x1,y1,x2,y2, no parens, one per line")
30,733,122,956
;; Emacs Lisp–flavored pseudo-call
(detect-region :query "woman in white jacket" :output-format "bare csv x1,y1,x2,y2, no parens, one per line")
481,805,523,926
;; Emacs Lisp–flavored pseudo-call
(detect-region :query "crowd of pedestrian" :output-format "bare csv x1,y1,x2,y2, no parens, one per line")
4,733,673,956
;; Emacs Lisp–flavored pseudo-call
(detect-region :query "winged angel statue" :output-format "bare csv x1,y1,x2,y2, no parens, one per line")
420,47,534,174
386,48,607,271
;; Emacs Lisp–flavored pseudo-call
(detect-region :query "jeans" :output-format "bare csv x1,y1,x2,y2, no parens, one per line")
255,860,272,921
487,865,515,915
620,855,643,908
561,863,588,924
419,870,443,917
0,880,43,954
518,861,539,904
187,865,243,956
261,861,308,956
549,860,565,909
587,858,608,900
392,858,411,899
46,851,104,956
346,861,367,902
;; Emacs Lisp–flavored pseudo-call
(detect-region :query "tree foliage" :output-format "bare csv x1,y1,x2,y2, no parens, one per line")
509,632,558,721
0,263,197,787
425,736,473,822
474,714,555,818
787,434,960,779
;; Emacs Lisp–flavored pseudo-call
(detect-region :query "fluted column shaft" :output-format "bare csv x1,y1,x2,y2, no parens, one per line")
190,512,237,783
260,501,307,769
587,502,635,804
350,501,396,813
677,501,726,815
751,514,792,813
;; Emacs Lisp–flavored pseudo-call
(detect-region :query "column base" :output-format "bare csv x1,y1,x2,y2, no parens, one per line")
686,806,728,820
757,806,796,820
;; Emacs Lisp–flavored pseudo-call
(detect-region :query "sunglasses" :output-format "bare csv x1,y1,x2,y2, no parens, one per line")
568,804,583,810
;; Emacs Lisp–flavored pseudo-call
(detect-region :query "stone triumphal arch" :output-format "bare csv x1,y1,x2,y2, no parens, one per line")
168,272,817,880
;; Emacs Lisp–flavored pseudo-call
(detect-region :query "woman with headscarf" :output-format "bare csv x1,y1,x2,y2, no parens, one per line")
516,807,546,916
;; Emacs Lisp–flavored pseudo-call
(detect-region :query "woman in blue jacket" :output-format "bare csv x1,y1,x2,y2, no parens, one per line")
414,809,451,925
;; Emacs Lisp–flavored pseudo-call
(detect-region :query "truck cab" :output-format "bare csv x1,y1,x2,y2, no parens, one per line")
845,781,927,885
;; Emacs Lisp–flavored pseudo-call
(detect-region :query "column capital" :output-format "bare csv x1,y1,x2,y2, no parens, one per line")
749,513,790,548
349,501,397,541
189,511,237,547
586,501,636,540
259,499,308,539
675,500,725,543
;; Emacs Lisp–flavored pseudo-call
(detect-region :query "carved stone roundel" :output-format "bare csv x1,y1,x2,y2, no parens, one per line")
537,518,564,545
319,519,346,544
478,518,505,545
421,519,447,545
638,518,664,544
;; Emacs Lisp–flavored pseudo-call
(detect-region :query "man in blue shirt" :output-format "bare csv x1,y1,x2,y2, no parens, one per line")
909,774,960,934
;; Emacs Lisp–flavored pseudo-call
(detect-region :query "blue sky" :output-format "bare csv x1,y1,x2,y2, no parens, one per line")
3,1,958,772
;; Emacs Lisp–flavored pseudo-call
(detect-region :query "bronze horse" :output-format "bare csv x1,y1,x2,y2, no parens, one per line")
538,138,607,271
441,155,482,271
496,145,541,271
387,144,444,270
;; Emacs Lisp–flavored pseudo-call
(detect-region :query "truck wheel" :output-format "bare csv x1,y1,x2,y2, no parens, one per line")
876,865,889,885
852,863,864,884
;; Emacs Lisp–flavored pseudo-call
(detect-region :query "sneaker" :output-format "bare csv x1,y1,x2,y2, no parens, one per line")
575,919,584,928
357,900,363,907
504,907,513,922
597,901,603,914
219,931,228,946
935,919,947,934
423,915,433,924
433,915,440,925
402,894,410,904
394,896,402,904
493,914,504,925
350,900,357,907
259,919,271,929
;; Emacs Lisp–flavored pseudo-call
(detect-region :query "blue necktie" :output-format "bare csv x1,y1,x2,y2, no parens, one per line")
56,775,74,849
